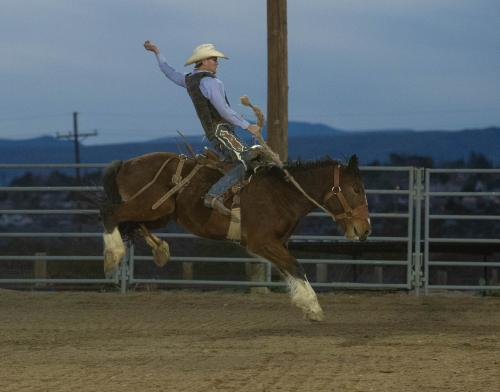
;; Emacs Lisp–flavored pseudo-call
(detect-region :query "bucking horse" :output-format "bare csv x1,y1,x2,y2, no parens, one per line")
99,97,371,321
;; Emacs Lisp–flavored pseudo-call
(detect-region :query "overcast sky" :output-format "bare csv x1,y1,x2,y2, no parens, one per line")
1,0,499,144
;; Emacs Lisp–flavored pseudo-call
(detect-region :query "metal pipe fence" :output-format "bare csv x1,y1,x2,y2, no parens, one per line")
7,162,496,294
0,163,413,290
423,168,500,293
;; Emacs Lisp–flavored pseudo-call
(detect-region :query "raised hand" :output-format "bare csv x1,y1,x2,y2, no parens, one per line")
144,40,159,55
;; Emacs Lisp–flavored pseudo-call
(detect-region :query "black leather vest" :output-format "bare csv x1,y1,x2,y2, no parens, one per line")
185,72,230,141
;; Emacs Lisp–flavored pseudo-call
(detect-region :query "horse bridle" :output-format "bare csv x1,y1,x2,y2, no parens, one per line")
322,165,370,222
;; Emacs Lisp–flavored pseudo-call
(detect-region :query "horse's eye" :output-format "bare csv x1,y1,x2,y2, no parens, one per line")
353,185,361,194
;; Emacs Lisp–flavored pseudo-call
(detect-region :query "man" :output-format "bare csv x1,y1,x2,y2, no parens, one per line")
144,41,261,218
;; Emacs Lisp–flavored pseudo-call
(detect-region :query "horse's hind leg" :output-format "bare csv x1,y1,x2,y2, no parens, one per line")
103,226,126,275
247,241,324,321
101,205,126,275
137,224,170,267
101,198,174,274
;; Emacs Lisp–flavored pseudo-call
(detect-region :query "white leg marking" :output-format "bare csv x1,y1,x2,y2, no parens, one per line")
104,227,125,256
285,274,324,321
103,227,125,271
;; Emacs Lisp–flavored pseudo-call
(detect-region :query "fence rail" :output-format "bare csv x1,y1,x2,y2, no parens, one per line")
1,163,499,294
423,168,500,294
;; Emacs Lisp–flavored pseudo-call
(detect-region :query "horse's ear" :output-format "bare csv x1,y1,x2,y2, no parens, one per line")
348,154,359,169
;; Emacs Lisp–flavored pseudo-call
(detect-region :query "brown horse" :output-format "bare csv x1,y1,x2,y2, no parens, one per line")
100,152,371,321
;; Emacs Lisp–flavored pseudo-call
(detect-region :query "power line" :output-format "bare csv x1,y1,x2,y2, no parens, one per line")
321,107,500,118
86,112,192,118
56,112,98,181
0,113,70,123
1,106,499,124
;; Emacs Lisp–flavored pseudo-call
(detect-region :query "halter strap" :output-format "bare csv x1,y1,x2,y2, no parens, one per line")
323,165,369,222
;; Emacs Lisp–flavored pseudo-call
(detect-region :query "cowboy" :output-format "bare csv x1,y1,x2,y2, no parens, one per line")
144,41,261,218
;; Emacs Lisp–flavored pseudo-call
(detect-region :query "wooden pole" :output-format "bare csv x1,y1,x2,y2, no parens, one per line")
73,112,81,182
245,0,288,294
267,0,288,161
34,252,47,287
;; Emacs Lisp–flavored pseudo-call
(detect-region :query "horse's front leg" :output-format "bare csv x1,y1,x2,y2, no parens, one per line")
247,241,324,321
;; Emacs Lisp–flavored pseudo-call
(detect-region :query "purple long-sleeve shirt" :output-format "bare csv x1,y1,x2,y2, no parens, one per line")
155,54,250,130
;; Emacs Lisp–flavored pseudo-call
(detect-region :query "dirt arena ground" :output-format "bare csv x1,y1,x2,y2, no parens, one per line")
1,289,499,392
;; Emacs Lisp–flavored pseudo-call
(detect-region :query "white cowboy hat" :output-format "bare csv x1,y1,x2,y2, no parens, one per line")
184,43,228,66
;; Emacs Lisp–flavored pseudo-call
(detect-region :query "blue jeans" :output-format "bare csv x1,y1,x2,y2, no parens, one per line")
207,162,246,198
206,123,250,199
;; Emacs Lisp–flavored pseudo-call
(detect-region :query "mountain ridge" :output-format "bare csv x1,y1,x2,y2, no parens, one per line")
2,123,499,167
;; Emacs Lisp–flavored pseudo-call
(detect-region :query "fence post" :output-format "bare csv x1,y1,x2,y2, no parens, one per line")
182,262,193,280
436,270,448,286
316,263,328,283
413,167,424,296
34,252,47,287
423,169,431,295
120,243,131,294
374,266,384,284
491,269,499,285
246,261,269,294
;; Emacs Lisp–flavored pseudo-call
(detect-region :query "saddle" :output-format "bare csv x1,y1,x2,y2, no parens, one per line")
195,147,250,210
150,146,274,212
195,145,270,172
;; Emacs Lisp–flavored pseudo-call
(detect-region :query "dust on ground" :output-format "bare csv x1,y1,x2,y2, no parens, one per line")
1,289,499,392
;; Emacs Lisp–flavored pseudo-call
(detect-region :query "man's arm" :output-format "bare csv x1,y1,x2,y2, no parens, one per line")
201,78,253,131
144,40,186,88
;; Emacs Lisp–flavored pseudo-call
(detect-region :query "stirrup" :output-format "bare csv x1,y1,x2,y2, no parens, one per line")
204,195,240,222
204,195,231,215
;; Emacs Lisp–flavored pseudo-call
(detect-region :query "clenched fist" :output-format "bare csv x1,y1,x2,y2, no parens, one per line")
144,40,159,55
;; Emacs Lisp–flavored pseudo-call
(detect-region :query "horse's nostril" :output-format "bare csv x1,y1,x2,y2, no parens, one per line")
358,229,371,242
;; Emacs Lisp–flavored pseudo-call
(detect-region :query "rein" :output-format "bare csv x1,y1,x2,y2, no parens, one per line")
282,168,337,220
240,95,368,223
284,165,369,222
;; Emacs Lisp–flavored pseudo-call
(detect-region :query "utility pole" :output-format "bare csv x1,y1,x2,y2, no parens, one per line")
267,0,288,161
246,0,289,294
56,112,98,182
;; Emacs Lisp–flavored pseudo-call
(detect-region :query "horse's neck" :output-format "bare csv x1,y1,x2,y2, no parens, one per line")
285,167,330,211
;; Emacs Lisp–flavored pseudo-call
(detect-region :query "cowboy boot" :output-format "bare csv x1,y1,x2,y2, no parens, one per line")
204,195,240,223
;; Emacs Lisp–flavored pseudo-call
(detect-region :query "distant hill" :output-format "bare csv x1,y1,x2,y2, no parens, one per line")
288,127,500,164
1,123,499,184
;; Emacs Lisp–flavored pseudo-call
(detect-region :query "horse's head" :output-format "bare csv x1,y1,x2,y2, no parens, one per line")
323,155,371,241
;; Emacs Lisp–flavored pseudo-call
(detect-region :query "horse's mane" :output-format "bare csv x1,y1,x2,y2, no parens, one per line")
256,156,342,179
284,156,341,172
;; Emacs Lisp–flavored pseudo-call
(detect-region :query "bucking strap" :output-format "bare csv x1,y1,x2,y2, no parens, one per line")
127,156,176,202
152,164,202,210
172,156,186,185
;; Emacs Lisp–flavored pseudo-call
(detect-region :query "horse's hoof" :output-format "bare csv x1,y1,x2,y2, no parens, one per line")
305,310,325,322
153,242,170,267
104,268,116,280
104,249,120,276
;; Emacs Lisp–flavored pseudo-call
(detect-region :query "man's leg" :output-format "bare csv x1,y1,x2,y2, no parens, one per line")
204,162,246,217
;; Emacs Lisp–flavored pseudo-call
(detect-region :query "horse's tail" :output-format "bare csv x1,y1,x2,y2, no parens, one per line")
100,160,123,231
